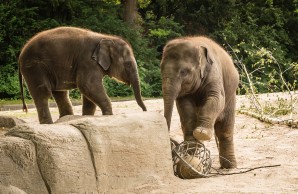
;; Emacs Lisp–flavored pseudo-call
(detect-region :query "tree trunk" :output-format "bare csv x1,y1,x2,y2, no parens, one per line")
122,0,138,26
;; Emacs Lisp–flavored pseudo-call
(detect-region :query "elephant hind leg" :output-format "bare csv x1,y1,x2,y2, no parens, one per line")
52,91,74,118
21,62,55,123
214,96,237,168
29,84,53,124
215,131,237,168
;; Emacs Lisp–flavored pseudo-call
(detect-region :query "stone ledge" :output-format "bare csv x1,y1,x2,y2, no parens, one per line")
0,113,175,193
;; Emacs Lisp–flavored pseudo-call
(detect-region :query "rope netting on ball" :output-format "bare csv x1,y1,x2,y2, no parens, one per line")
171,141,212,178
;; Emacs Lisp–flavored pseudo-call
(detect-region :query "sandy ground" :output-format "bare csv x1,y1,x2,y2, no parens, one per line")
0,93,297,193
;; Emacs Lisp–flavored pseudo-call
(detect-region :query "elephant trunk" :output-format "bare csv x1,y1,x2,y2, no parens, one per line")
164,97,174,130
162,78,179,130
131,74,147,111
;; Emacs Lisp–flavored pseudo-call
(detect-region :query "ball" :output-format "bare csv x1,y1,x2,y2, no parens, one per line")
175,155,204,179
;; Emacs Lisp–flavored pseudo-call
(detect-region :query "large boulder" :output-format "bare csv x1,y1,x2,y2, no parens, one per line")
5,124,98,194
0,112,174,193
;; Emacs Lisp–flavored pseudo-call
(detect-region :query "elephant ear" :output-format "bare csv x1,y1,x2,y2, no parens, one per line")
92,40,114,71
199,46,213,79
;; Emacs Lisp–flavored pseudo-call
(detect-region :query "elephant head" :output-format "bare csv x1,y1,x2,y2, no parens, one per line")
92,38,147,111
160,39,213,129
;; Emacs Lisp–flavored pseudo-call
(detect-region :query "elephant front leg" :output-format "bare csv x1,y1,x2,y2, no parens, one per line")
176,97,197,142
193,90,225,141
36,101,53,124
82,95,96,115
52,91,74,118
78,79,113,115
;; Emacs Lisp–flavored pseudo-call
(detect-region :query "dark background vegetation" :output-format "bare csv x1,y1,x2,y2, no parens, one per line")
0,0,297,100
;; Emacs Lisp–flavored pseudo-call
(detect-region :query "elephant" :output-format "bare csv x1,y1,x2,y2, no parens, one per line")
160,36,239,168
19,26,147,124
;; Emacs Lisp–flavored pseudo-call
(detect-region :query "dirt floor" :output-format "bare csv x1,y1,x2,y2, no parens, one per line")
0,93,297,193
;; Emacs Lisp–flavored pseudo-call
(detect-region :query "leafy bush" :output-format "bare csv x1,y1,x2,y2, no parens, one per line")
103,77,133,97
215,1,297,94
138,61,162,97
0,65,19,98
0,0,60,99
142,11,184,56
69,89,81,99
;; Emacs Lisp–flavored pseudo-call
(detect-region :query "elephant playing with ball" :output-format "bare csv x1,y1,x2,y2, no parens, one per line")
161,36,239,168
19,27,147,124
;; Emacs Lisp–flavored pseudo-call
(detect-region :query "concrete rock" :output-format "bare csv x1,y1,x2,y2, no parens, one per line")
0,112,174,193
0,116,25,128
0,136,47,193
6,124,98,194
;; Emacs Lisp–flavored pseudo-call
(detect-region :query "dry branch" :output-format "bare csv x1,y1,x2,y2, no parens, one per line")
239,109,297,128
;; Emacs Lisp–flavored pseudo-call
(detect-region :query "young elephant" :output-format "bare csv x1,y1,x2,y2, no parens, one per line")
19,27,147,124
161,36,239,168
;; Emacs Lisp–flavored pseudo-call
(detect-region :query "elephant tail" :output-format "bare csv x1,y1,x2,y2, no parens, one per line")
18,66,28,113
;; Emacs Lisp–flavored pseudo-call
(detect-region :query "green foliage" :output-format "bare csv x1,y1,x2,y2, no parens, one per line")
103,77,133,97
224,39,297,94
0,65,19,98
143,11,184,54
138,61,162,97
0,0,60,99
69,89,81,99
214,1,298,94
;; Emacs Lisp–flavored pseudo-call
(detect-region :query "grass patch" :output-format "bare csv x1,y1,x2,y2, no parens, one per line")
0,99,34,106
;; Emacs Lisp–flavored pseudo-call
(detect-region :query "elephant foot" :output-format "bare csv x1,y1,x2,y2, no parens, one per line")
218,141,237,168
220,155,237,169
102,110,113,115
193,127,213,141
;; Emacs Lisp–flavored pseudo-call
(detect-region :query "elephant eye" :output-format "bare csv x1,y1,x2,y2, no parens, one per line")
124,61,132,69
180,69,188,77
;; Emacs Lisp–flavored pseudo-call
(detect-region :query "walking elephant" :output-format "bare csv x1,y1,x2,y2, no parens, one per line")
19,27,147,124
161,36,239,168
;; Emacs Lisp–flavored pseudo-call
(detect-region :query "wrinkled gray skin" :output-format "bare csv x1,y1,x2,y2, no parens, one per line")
19,27,147,124
161,36,239,168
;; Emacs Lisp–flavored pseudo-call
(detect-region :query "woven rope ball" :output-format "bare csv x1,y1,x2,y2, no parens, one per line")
172,141,212,179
